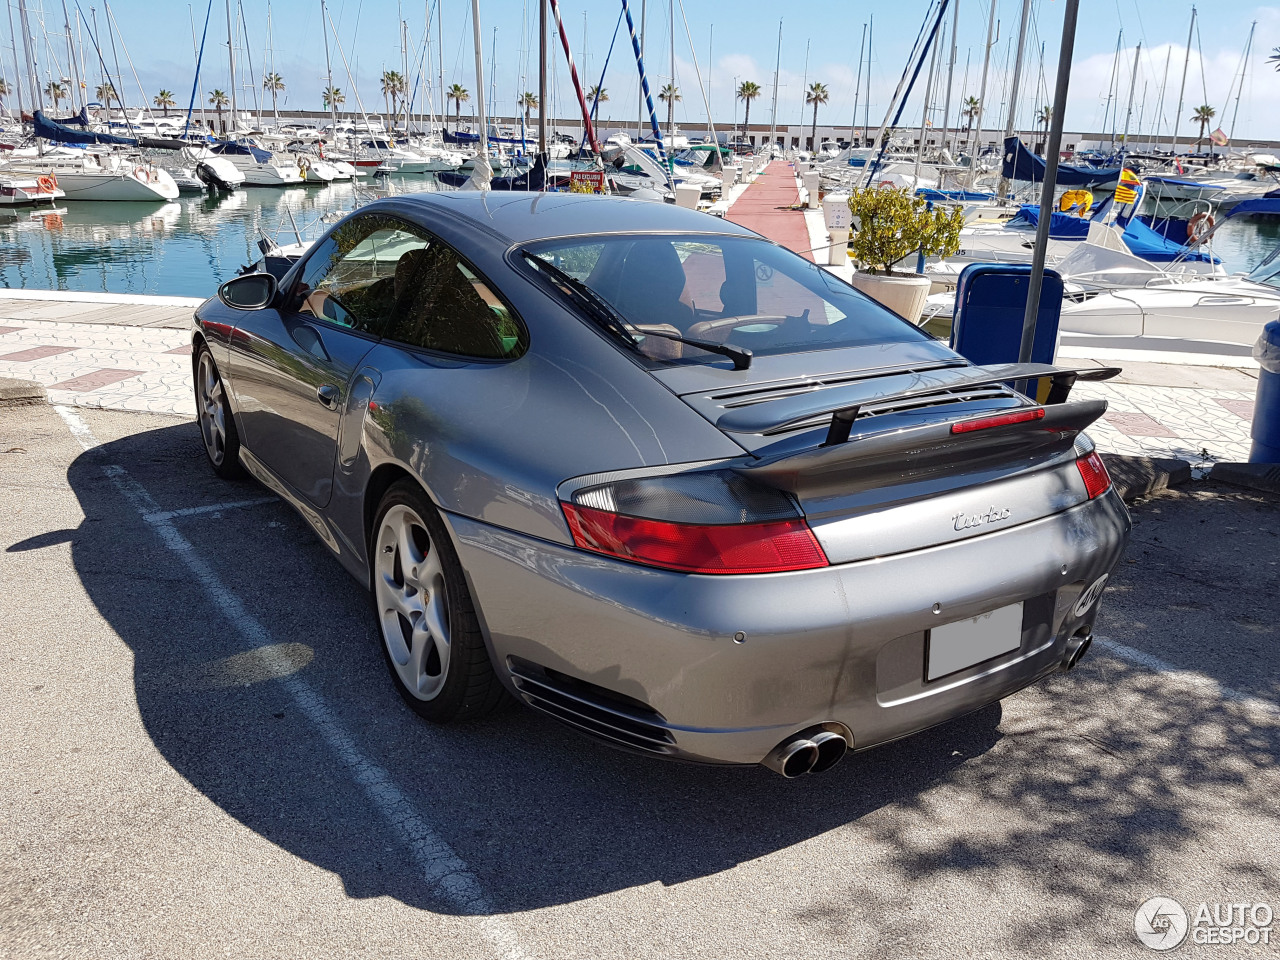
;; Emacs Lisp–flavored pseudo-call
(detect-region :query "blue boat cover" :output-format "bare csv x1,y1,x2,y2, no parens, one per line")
208,141,273,163
916,188,994,202
1001,137,1123,187
33,110,136,146
1224,197,1280,219
1120,216,1217,263
1009,203,1092,239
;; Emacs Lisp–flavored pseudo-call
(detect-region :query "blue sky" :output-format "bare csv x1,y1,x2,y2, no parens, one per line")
6,0,1280,142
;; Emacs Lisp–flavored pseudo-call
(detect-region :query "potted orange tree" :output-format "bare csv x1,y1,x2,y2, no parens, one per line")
846,186,964,324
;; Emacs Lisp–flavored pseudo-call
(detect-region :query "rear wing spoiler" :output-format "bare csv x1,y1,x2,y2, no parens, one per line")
714,363,1121,444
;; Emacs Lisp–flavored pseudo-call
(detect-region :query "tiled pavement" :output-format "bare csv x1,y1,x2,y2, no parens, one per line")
0,291,1266,476
0,317,194,417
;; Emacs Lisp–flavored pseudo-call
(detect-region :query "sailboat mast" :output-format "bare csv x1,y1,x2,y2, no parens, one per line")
864,15,871,142
1229,20,1255,141
850,23,865,143
539,0,547,154
1171,10,1195,153
968,0,996,170
6,0,26,121
471,0,488,158
767,18,780,152
798,38,808,132
914,24,941,186
17,0,43,112
996,0,1032,197
1120,41,1140,155
1152,46,1170,147
268,0,278,124
668,0,675,141
62,0,84,112
939,0,958,153
321,0,336,132
224,0,236,131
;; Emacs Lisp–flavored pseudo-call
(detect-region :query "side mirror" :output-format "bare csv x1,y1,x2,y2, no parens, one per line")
218,272,278,310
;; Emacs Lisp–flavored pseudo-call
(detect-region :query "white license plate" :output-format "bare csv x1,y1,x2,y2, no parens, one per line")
926,602,1024,681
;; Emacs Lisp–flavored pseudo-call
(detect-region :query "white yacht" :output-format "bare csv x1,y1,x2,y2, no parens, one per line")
206,141,305,186
0,147,179,201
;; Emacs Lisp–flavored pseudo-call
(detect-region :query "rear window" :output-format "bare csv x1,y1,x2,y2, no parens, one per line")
526,234,928,364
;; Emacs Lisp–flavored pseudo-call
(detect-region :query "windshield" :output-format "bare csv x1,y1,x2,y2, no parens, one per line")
1246,243,1280,288
526,234,929,364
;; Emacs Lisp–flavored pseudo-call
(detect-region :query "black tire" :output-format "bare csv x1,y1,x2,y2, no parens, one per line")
194,345,246,480
369,479,508,721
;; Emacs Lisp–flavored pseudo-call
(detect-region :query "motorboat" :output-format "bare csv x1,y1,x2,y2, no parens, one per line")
206,141,304,186
0,172,66,206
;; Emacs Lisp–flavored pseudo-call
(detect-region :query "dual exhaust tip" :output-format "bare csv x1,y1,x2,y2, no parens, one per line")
1063,631,1094,670
762,728,850,778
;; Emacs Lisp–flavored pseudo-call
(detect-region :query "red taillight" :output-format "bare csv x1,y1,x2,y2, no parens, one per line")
950,407,1046,434
561,503,829,574
1076,450,1111,499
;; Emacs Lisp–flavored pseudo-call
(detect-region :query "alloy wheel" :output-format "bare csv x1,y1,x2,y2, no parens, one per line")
374,504,451,701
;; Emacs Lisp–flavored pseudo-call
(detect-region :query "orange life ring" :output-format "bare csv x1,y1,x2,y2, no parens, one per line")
134,165,152,183
36,175,56,193
879,179,896,189
1187,212,1215,241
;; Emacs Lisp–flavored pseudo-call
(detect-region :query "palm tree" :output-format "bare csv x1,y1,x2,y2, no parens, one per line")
1269,46,1280,71
95,81,117,113
262,72,285,118
658,83,680,131
518,91,538,126
1035,105,1052,153
736,80,760,141
805,81,829,151
1191,104,1216,149
447,83,469,130
961,95,980,146
586,85,608,117
44,80,67,112
153,89,176,117
322,85,345,113
380,70,405,133
208,88,229,132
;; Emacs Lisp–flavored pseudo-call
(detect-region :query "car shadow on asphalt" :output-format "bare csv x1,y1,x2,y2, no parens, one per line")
61,420,1280,934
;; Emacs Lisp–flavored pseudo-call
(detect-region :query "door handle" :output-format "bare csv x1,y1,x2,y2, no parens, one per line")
317,384,341,409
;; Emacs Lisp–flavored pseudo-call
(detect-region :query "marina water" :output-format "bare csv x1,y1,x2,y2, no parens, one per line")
4,179,1280,298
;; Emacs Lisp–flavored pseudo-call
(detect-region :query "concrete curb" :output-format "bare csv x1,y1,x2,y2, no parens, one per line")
1101,453,1193,503
1209,461,1280,496
0,377,47,408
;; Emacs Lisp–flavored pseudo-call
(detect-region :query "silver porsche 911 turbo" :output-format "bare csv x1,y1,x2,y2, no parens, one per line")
194,191,1130,777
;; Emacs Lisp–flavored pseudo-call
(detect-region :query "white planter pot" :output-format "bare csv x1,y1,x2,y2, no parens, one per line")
848,271,932,325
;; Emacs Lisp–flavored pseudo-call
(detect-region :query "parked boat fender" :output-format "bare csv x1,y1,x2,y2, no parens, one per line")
1188,211,1215,241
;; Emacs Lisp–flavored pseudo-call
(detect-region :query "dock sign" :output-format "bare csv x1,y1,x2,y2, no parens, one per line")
569,170,606,194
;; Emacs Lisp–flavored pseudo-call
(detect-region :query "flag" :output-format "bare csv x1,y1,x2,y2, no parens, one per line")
1210,128,1229,147
1114,167,1141,205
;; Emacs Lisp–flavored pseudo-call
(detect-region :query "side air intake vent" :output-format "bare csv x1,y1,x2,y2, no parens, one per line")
507,657,677,754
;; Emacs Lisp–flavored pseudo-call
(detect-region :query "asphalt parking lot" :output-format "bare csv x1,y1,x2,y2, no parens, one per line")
2,402,1277,959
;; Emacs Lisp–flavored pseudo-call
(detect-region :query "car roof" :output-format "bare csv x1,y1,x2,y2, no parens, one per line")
377,191,761,246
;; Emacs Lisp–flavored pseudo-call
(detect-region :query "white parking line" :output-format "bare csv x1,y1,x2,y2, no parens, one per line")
55,406,526,959
1094,637,1279,718
144,498,278,524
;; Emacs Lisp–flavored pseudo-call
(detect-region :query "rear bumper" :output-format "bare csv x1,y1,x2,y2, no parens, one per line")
449,488,1131,765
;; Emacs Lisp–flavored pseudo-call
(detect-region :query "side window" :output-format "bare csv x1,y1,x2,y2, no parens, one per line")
382,243,526,360
293,215,430,336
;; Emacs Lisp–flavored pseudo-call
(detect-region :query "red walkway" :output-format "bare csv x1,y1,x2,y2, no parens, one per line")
726,161,813,262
